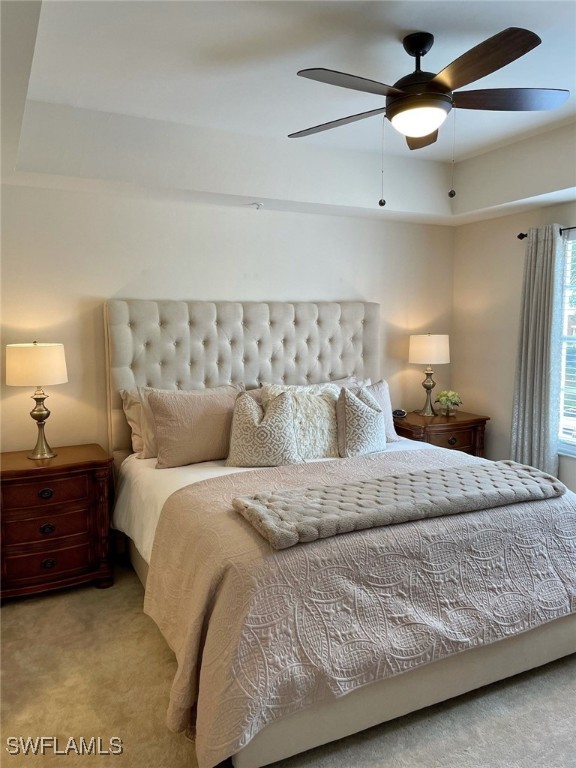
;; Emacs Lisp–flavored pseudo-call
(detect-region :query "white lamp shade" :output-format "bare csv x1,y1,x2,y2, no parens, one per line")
6,343,68,386
408,334,450,365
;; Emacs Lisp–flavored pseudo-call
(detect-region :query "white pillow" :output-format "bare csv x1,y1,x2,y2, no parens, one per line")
261,383,340,460
226,392,300,467
328,375,370,388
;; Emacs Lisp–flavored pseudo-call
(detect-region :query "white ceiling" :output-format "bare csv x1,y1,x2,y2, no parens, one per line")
27,0,576,163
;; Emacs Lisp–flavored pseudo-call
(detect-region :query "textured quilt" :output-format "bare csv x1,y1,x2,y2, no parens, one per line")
143,448,576,768
233,460,566,548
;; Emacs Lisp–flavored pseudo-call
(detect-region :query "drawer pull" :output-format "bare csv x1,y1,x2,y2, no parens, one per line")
39,522,56,535
41,558,57,569
38,488,54,500
448,437,458,446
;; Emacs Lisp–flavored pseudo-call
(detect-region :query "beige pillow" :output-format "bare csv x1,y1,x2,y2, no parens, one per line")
121,386,182,458
336,387,387,457
261,383,340,460
120,388,145,454
121,385,243,458
226,392,300,467
356,380,401,443
147,385,242,468
121,386,182,457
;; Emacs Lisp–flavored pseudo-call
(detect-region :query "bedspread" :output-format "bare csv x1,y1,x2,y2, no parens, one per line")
143,448,576,768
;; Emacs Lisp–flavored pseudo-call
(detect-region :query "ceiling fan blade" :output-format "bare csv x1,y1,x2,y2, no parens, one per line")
288,107,387,138
298,68,403,97
406,131,438,150
454,88,570,111
432,28,541,91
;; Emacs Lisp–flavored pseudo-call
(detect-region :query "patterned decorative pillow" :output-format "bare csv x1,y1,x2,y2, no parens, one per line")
261,383,340,460
336,387,387,457
226,392,300,467
356,380,401,442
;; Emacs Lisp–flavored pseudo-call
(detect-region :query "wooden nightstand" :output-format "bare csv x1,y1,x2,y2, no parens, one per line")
393,410,490,457
1,444,114,599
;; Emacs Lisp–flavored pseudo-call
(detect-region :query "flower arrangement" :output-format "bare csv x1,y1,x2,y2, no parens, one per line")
435,390,462,415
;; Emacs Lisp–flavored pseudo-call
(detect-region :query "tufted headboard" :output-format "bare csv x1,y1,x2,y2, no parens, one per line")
104,300,380,463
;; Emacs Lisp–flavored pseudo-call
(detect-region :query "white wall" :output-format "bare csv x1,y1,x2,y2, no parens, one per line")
0,183,454,453
4,181,574,477
451,199,576,485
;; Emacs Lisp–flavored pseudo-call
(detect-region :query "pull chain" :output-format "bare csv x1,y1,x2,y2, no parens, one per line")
448,110,456,198
379,116,386,207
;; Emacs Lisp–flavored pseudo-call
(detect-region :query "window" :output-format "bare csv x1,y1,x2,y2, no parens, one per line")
559,230,576,451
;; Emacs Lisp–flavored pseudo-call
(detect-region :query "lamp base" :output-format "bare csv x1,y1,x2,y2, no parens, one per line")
417,367,437,417
416,406,437,417
28,423,57,460
28,449,57,461
28,390,57,460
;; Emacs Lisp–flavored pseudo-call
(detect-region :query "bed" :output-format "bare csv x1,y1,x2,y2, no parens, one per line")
105,299,576,768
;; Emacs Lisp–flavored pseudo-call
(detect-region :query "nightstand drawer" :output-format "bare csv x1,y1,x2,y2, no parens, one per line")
393,411,489,458
428,429,474,451
3,540,93,583
2,475,89,509
2,506,90,545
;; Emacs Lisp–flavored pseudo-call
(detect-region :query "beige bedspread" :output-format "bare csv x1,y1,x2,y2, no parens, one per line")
143,448,576,768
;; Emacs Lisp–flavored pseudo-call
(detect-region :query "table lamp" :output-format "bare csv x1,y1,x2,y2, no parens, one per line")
5,342,68,459
408,334,450,416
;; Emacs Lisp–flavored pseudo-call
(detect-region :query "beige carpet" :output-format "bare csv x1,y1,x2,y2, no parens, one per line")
2,564,575,768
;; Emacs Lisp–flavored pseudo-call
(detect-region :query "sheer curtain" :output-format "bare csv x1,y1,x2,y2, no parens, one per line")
511,224,564,475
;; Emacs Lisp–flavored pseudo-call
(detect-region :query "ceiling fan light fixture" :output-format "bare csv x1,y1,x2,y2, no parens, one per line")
390,105,450,137
387,95,452,138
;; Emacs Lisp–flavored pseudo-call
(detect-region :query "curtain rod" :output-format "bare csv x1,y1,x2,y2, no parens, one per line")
517,225,575,240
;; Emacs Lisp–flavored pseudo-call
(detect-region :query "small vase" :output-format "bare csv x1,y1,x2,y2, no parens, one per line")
443,405,456,417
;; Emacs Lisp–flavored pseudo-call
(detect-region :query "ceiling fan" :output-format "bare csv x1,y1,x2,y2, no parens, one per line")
289,28,569,150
